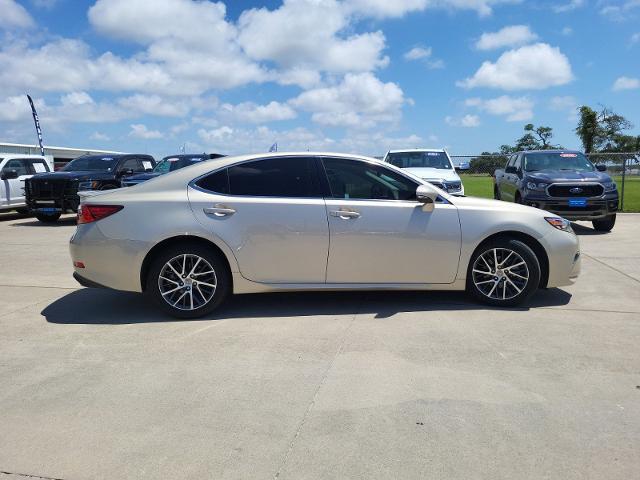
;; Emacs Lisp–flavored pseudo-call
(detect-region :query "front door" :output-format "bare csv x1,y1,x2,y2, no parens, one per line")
1,159,31,206
188,156,329,284
321,157,461,284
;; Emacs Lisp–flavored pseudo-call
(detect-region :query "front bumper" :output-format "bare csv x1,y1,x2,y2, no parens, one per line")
522,193,618,221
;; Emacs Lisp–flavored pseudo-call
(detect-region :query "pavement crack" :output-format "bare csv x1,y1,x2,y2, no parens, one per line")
0,471,67,480
273,295,363,479
581,253,640,284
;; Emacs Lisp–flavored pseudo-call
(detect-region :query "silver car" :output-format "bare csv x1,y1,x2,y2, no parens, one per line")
70,152,581,318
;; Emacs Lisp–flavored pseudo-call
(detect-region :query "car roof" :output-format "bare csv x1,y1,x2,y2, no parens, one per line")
1,154,47,160
387,148,446,154
516,149,583,155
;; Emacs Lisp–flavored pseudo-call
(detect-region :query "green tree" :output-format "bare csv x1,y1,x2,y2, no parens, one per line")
515,124,560,150
575,105,634,152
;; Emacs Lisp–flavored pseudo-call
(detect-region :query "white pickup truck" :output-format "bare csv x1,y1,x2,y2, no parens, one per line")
0,154,51,213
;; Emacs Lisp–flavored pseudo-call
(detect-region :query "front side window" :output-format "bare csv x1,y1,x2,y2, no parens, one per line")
227,157,318,198
2,159,29,176
120,158,144,173
322,157,418,201
386,151,452,170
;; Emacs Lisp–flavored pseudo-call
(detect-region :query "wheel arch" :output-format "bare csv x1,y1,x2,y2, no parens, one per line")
470,231,549,288
140,235,234,292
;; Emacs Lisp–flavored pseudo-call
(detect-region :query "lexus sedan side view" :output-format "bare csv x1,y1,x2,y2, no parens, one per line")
70,152,581,318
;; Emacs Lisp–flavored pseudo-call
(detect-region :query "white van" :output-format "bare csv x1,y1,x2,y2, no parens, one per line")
383,148,464,196
0,154,51,213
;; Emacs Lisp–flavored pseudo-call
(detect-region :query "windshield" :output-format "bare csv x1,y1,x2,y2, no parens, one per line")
523,152,594,172
154,155,206,173
387,152,452,170
63,156,119,172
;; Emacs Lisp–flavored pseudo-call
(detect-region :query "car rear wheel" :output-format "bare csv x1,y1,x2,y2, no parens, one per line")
145,243,231,319
592,214,616,232
493,185,501,200
467,238,541,307
35,212,61,223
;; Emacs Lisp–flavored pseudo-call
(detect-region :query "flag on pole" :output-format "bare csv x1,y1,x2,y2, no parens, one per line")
269,142,278,152
26,94,45,157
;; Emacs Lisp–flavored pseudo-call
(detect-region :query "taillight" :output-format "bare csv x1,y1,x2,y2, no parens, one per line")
77,205,123,224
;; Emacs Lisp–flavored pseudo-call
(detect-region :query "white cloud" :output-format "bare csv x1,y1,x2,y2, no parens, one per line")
631,32,640,43
562,26,573,35
458,43,573,90
600,1,640,21
612,76,640,91
291,72,405,128
475,25,538,50
346,0,521,18
466,95,534,121
0,0,35,29
117,94,193,117
218,101,297,124
445,114,481,127
404,46,432,60
0,95,39,121
90,132,110,141
553,0,584,13
549,95,578,120
129,124,163,139
238,0,388,74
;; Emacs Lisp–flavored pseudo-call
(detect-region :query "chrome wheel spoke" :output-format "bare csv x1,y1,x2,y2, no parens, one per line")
472,247,529,301
158,254,217,311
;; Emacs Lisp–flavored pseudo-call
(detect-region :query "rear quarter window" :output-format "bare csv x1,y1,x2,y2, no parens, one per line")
195,169,230,194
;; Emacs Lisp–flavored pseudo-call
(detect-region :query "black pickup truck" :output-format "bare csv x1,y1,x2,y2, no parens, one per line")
494,150,618,231
25,154,155,223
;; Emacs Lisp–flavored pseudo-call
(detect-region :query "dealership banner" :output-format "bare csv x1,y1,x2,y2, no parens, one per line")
27,94,45,157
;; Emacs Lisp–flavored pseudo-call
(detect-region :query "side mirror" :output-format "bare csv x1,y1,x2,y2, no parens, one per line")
120,168,134,177
1,169,19,180
596,164,606,172
505,166,517,174
416,184,438,212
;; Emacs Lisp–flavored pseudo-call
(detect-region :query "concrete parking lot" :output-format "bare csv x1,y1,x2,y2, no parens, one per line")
0,212,639,480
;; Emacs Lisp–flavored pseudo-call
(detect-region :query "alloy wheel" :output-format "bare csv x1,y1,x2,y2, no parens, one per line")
471,248,529,301
158,254,217,311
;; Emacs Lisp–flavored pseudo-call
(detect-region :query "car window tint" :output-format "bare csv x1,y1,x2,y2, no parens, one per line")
514,155,522,170
120,158,142,172
322,157,418,201
196,169,230,194
228,157,318,197
3,159,29,176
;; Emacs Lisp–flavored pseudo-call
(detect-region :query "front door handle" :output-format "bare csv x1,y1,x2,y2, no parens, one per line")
204,205,236,217
330,209,360,219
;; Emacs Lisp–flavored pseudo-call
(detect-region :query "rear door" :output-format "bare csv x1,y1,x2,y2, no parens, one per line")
321,156,461,284
188,156,330,284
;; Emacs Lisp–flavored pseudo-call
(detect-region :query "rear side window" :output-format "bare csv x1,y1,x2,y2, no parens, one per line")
227,157,318,197
196,169,230,194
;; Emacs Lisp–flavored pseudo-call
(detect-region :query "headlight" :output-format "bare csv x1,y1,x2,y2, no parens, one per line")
545,216,573,233
78,180,99,190
603,182,617,192
446,181,462,192
527,181,548,191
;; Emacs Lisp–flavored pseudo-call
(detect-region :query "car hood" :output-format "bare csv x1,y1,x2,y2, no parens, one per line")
125,172,162,181
525,170,611,183
30,171,113,181
404,167,459,181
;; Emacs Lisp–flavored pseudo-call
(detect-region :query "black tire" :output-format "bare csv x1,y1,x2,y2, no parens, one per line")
35,212,61,223
144,242,231,319
514,192,522,204
466,237,541,307
15,208,29,215
493,185,501,200
592,214,616,232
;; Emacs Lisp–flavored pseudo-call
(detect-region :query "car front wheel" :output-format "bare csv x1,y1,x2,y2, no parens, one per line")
467,238,541,307
145,243,231,319
592,214,615,232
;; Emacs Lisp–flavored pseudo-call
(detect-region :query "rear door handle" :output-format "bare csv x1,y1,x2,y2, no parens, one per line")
330,209,360,219
204,205,236,217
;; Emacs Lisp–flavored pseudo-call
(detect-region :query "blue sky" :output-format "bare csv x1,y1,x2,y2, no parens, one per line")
1,0,639,158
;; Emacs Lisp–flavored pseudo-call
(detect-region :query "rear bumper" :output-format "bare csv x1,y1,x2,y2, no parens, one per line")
73,271,108,289
522,193,618,220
